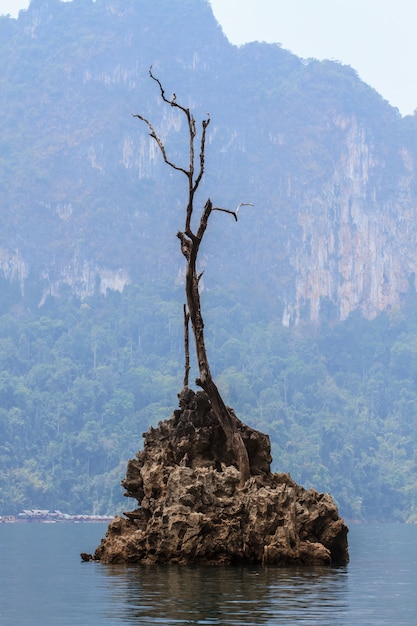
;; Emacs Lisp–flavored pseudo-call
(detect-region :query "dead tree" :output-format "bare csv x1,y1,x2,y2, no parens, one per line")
133,69,250,484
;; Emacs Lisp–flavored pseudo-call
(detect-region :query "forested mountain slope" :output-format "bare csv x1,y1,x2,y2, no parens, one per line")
1,0,417,521
2,284,417,522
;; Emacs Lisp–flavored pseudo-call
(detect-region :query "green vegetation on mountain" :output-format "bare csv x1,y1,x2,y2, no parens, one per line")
0,0,417,521
1,283,417,522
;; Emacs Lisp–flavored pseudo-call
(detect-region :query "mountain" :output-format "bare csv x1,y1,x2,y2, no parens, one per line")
1,0,416,324
1,0,417,522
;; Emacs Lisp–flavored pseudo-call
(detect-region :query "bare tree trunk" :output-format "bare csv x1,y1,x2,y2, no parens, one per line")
134,69,250,484
178,200,250,483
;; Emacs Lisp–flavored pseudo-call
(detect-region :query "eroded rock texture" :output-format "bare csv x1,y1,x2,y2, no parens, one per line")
89,389,348,565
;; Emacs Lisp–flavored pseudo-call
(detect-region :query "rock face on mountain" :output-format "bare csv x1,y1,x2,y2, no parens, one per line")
86,388,348,565
1,1,417,326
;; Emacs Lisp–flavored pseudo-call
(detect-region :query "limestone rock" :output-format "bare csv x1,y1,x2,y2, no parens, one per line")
90,389,348,565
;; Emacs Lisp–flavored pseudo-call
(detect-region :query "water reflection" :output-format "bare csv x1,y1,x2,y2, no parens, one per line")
99,563,349,625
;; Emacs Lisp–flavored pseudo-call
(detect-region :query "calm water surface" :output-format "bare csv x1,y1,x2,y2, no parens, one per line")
0,522,415,625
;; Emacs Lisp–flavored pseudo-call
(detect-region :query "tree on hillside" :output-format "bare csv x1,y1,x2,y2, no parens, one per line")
133,69,252,483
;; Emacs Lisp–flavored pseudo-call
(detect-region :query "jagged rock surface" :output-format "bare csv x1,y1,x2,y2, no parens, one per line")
89,389,349,565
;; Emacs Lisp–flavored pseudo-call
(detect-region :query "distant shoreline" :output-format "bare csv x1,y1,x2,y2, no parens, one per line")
0,510,114,524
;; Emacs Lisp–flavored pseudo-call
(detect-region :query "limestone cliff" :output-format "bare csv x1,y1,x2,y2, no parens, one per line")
1,1,417,325
85,389,349,565
283,114,417,325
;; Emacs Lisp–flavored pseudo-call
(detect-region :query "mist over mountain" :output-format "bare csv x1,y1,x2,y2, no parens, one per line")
1,0,417,521
1,0,416,323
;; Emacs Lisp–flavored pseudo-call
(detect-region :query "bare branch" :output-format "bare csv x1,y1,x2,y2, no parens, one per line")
192,116,210,195
149,66,190,117
196,198,213,241
185,114,210,234
183,304,190,388
137,67,211,236
132,113,189,177
213,202,254,222
148,66,196,187
212,207,238,222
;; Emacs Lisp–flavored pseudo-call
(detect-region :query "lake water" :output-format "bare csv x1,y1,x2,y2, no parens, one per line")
0,522,415,625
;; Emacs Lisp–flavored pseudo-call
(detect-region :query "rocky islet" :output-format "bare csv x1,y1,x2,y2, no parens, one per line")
84,388,349,566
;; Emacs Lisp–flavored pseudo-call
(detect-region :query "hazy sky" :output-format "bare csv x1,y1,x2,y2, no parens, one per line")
1,0,416,116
